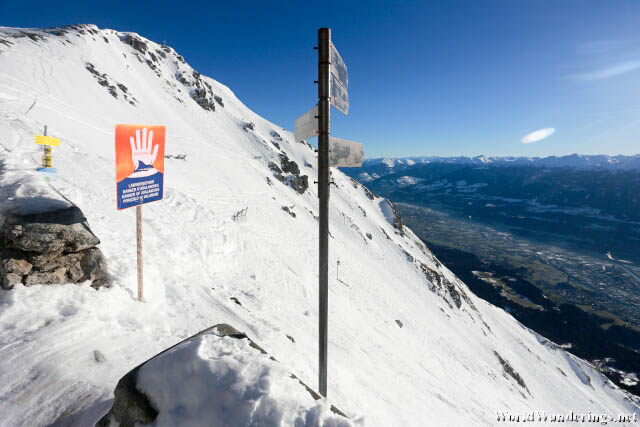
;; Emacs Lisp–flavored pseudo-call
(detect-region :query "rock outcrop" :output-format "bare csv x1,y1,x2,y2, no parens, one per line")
0,206,107,289
96,324,347,427
270,153,308,194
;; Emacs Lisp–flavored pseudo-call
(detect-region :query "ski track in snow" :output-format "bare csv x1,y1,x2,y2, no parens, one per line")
0,25,638,427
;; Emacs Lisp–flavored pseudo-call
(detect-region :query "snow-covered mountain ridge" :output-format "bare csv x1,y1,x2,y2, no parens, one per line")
363,154,640,170
0,24,638,426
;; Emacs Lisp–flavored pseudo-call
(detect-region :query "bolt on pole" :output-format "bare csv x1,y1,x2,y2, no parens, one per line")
317,27,331,398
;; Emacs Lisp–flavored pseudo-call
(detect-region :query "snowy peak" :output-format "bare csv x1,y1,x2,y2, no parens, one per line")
361,154,640,171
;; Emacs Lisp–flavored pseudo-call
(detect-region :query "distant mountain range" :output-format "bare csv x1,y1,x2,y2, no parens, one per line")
353,154,640,182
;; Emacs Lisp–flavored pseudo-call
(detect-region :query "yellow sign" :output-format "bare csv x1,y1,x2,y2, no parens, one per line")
34,135,61,146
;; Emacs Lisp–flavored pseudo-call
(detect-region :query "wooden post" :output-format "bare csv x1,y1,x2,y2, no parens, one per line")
136,205,143,301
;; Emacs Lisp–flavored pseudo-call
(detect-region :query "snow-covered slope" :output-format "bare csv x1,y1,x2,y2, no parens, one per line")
0,25,638,426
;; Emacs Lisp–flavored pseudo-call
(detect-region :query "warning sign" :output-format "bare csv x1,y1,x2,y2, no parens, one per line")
115,124,165,210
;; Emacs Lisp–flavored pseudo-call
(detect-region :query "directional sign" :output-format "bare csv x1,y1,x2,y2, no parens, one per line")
115,124,165,210
329,137,363,167
330,42,348,89
34,135,61,146
329,42,349,115
294,105,318,142
330,77,349,115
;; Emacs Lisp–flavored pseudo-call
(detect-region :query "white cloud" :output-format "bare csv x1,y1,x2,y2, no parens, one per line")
521,128,555,144
571,61,640,82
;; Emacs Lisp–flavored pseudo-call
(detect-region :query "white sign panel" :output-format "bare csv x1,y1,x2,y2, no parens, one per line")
330,41,348,89
294,105,318,142
329,137,363,167
329,41,349,115
330,75,349,115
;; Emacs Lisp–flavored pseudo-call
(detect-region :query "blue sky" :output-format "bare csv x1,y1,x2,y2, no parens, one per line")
2,0,640,157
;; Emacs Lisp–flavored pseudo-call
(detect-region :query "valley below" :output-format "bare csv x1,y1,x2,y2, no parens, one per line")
344,158,640,398
396,201,640,396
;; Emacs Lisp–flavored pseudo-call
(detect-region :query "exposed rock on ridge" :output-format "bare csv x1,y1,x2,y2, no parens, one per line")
1,206,107,289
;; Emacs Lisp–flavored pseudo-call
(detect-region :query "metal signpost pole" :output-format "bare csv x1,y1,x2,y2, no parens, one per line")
317,27,331,398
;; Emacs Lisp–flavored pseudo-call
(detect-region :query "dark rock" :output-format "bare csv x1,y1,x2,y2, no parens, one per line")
2,273,22,289
282,206,296,218
270,130,282,141
420,263,443,293
96,363,158,427
122,34,148,54
103,36,109,43
0,250,32,276
444,279,462,309
385,199,404,235
380,227,391,240
24,267,66,286
22,249,103,286
279,153,300,175
190,88,215,111
395,320,403,328
26,32,46,43
271,141,280,150
268,162,282,174
94,350,107,363
366,233,372,240
363,186,376,200
213,95,224,107
1,207,107,289
402,248,414,263
243,122,255,132
175,72,188,85
80,247,108,286
286,335,295,343
2,207,100,254
85,62,100,76
30,251,81,272
494,351,529,393
286,175,309,194
230,297,242,306
273,173,285,183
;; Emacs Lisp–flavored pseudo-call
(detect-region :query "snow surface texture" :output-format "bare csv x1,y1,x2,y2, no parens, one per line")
135,332,351,426
0,25,638,426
